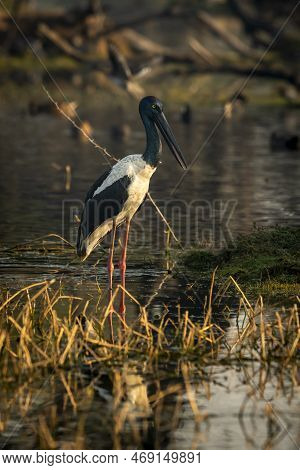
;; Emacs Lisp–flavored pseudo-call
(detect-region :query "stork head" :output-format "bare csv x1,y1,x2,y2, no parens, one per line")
139,96,187,170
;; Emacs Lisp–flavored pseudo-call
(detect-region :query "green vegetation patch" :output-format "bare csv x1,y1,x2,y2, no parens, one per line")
181,226,300,297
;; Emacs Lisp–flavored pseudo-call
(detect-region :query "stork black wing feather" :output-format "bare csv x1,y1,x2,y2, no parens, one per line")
84,169,111,202
77,175,131,256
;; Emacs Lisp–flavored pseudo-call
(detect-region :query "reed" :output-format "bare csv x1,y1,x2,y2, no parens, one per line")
0,275,298,377
0,270,298,449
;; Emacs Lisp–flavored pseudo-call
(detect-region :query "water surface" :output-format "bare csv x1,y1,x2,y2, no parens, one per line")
0,103,299,449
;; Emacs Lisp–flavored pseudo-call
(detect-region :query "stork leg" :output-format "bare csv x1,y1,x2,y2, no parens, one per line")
108,219,117,310
119,218,130,315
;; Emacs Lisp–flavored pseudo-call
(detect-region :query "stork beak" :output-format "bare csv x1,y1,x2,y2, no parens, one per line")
155,112,187,170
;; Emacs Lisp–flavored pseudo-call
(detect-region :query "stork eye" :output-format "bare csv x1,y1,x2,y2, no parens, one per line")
152,104,157,109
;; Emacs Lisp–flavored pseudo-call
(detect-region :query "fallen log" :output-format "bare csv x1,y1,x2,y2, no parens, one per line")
196,10,260,60
122,28,194,64
38,23,92,63
188,36,219,66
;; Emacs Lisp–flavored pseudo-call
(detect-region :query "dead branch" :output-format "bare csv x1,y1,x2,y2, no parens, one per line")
196,10,259,60
122,28,194,64
38,23,96,64
93,6,178,38
188,36,219,66
1,1,298,89
108,42,132,80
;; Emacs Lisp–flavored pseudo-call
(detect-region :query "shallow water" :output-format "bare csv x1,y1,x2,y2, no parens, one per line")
0,104,299,247
1,362,299,450
0,103,299,449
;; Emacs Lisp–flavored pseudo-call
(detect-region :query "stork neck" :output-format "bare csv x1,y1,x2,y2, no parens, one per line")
141,114,161,167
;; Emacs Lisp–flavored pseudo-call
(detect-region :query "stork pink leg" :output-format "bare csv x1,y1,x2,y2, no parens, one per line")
108,219,117,310
119,218,130,315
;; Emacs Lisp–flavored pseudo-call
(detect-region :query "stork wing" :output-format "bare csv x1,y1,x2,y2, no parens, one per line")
84,169,111,202
77,175,131,257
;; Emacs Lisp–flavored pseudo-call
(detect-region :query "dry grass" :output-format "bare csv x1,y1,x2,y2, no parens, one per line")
0,270,298,449
0,274,298,375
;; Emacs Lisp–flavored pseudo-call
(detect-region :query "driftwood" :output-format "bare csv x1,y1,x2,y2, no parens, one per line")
196,10,259,60
107,42,145,98
122,29,193,64
38,23,93,63
108,42,132,80
1,1,299,90
188,36,219,66
92,6,178,38
0,4,171,39
122,28,298,87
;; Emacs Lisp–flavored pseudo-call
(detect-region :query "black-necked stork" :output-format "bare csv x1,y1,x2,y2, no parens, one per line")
77,96,187,313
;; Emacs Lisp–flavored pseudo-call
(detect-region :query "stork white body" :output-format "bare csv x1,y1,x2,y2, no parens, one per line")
77,154,156,260
92,155,155,198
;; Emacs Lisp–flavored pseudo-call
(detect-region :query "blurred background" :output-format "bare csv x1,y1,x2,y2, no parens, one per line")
0,1,299,451
0,0,299,249
1,0,300,104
